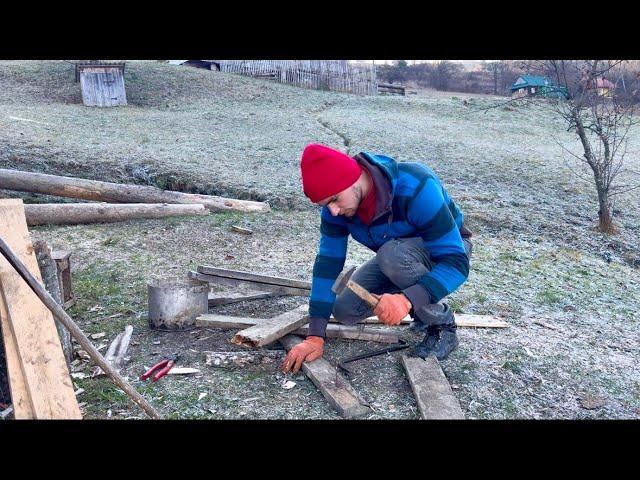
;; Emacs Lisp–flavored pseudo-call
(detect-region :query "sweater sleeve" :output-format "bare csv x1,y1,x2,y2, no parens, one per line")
403,177,469,304
307,208,349,338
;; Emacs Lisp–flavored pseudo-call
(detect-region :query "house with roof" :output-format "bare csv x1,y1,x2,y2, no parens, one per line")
586,77,616,98
510,75,567,99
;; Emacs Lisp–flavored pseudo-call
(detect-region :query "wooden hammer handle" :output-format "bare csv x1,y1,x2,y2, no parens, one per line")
346,280,379,308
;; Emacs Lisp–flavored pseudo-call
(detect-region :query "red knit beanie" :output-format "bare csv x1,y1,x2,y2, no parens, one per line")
300,144,362,203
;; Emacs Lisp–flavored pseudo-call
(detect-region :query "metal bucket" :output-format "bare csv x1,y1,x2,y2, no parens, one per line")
148,277,209,329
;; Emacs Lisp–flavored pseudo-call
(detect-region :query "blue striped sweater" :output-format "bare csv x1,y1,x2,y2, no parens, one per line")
307,152,469,337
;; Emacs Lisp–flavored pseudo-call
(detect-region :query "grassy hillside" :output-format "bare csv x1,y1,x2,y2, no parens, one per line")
1,61,638,419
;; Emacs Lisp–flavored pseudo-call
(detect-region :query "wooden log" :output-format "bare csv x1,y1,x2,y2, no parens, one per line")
24,202,209,225
401,355,464,420
189,271,310,297
197,266,311,290
196,312,399,343
208,290,275,307
0,169,270,213
0,199,81,419
231,305,310,348
33,240,73,366
279,334,370,419
204,350,284,368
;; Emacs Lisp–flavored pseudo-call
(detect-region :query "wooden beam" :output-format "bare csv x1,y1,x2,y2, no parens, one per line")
196,312,399,343
338,313,509,328
279,334,370,419
0,199,81,419
231,305,310,348
208,290,276,307
0,169,270,213
197,266,311,290
401,355,464,419
24,202,209,225
189,271,310,297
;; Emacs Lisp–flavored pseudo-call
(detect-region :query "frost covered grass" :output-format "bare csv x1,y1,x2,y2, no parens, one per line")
1,61,638,419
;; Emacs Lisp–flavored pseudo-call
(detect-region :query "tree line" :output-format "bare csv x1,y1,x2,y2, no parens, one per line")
377,60,640,102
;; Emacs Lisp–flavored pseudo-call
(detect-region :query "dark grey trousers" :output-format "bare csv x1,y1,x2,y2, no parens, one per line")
332,236,472,327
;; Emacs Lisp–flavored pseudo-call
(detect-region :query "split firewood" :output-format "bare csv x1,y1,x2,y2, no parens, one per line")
93,325,133,376
204,350,284,368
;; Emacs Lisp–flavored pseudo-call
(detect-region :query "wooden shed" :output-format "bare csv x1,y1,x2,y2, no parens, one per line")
76,61,127,107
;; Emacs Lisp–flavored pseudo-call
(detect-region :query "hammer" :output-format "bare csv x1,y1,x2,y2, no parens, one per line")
331,266,379,308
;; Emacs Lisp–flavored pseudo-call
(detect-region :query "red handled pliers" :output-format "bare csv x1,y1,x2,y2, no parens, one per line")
140,353,180,381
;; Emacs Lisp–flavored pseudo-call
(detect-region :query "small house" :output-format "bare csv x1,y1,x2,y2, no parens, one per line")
510,75,567,99
587,77,615,98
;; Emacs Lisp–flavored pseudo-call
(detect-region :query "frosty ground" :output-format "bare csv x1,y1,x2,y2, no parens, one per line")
0,61,638,419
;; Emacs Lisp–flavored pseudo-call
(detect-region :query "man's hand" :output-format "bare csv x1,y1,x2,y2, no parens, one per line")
372,293,412,326
281,336,324,374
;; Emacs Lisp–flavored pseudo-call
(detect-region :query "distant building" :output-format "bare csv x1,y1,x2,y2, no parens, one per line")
586,77,615,98
510,75,567,100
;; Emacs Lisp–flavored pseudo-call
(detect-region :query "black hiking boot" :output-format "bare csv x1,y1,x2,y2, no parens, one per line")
432,323,459,360
412,325,440,358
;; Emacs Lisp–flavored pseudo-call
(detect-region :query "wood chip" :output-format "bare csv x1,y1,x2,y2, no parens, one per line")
90,332,106,339
231,225,253,235
71,372,87,379
74,388,85,396
198,393,207,401
282,380,296,390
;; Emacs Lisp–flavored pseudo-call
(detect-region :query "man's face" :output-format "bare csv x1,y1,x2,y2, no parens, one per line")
317,183,363,218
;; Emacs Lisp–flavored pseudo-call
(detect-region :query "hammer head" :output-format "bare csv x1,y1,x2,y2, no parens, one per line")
332,266,356,295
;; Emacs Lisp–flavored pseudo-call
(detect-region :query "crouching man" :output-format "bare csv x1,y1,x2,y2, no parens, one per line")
281,144,472,374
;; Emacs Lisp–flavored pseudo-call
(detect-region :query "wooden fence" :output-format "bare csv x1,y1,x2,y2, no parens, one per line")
216,60,378,95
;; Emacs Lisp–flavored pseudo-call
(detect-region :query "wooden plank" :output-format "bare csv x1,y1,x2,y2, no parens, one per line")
189,271,309,297
279,334,370,419
0,199,81,419
231,305,310,348
208,290,275,307
196,312,399,343
0,286,34,418
344,313,509,328
401,355,464,420
197,266,311,290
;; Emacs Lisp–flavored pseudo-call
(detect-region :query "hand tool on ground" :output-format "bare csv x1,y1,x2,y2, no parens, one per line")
0,235,161,419
141,353,180,381
331,266,379,308
337,339,410,376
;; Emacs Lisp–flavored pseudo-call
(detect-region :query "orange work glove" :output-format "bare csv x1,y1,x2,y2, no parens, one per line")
372,293,412,326
281,336,324,374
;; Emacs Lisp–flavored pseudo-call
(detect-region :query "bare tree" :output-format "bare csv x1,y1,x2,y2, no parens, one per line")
524,60,640,234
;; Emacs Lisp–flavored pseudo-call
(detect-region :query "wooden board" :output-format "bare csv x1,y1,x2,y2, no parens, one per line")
208,290,275,307
401,355,464,420
0,288,33,418
196,312,399,343
0,199,81,419
345,313,509,328
197,266,311,290
189,271,310,297
279,334,370,419
231,305,310,348
80,67,127,107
